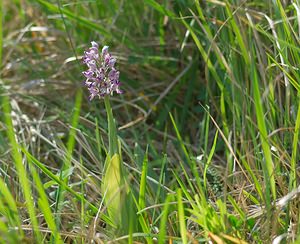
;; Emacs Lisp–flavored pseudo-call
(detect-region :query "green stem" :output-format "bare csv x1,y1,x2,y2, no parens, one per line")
104,96,118,157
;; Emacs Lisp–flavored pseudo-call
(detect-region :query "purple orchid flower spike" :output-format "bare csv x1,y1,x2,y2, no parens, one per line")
82,42,122,100
102,45,109,56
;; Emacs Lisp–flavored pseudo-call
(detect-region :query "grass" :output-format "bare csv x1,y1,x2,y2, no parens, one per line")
0,0,300,243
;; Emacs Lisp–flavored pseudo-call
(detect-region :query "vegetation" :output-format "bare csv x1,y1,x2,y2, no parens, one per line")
1,0,300,243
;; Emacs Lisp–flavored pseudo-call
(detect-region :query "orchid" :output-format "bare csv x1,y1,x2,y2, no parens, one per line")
82,42,129,231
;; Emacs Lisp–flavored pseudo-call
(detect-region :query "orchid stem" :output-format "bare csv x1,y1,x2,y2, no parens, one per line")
104,96,118,157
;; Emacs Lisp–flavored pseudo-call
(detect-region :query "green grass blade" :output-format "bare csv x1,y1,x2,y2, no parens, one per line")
203,130,218,190
168,113,190,163
289,95,300,190
144,0,175,17
227,195,246,220
158,194,172,244
251,50,276,203
139,147,148,214
267,54,300,92
130,190,153,244
225,3,249,65
177,189,187,244
2,95,42,242
29,164,63,243
0,178,24,238
180,14,223,89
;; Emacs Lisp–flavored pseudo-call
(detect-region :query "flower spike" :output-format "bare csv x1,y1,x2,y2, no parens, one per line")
82,42,122,100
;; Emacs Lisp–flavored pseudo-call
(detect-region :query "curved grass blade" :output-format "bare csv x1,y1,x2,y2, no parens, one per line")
2,95,42,242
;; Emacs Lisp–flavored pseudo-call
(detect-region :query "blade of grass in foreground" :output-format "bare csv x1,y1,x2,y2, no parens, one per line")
29,164,63,243
0,178,24,239
251,49,276,204
2,95,42,242
138,147,148,216
177,189,187,244
130,189,153,244
289,96,300,190
158,194,172,244
137,148,153,243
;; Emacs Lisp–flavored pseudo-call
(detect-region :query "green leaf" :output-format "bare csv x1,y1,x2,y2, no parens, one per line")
102,153,122,226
